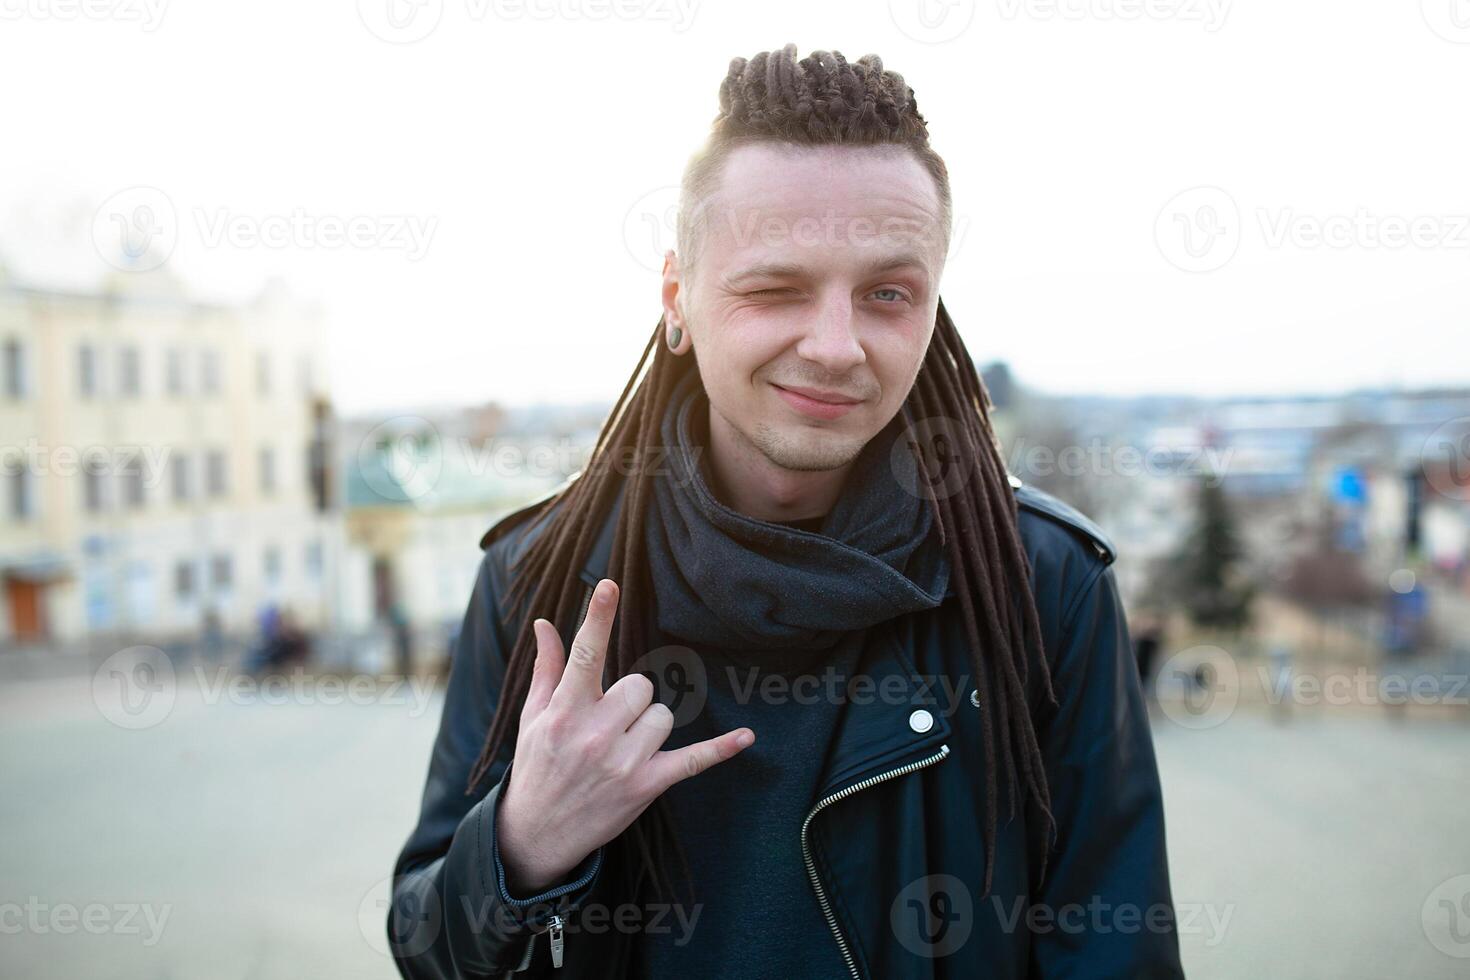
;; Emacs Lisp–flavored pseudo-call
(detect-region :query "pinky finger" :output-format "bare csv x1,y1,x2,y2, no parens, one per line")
646,727,754,793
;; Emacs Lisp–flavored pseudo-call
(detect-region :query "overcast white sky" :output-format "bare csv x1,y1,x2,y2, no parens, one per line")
2,0,1466,413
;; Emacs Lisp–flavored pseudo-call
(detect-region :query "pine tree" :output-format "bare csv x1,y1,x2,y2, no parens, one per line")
1171,473,1255,630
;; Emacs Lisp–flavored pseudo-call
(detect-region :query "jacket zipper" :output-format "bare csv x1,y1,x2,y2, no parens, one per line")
800,743,952,980
545,914,565,967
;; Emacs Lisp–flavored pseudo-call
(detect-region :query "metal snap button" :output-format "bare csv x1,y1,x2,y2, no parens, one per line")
908,709,934,734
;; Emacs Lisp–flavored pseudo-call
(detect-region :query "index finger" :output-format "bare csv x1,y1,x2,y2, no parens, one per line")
552,578,619,704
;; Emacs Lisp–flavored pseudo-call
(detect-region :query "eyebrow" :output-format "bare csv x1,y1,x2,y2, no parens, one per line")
723,251,931,288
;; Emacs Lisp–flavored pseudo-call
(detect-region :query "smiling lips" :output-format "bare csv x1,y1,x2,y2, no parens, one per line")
770,382,865,421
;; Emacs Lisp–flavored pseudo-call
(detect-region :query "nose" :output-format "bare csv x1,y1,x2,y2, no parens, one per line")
794,295,867,375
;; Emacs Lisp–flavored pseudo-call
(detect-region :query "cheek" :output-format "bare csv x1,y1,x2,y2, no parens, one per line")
865,324,931,389
709,310,800,377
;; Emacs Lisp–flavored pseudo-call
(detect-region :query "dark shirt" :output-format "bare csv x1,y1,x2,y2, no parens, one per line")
632,629,860,979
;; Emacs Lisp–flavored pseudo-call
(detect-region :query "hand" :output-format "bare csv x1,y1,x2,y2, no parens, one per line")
496,578,754,893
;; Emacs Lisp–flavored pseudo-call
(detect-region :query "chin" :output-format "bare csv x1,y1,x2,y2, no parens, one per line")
750,420,869,472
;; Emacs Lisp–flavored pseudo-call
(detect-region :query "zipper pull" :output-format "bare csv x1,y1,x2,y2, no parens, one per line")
547,914,564,968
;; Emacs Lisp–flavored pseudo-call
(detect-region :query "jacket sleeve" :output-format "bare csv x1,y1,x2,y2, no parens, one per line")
389,549,604,979
1029,563,1185,979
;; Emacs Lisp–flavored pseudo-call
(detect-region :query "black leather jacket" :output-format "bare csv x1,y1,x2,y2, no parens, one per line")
389,478,1185,979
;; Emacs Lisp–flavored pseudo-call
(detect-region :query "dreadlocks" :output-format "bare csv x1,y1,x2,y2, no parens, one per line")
466,43,1058,902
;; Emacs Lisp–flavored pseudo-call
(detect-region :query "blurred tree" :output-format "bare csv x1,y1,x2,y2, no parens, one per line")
981,361,1016,412
1166,474,1256,630
1279,519,1376,611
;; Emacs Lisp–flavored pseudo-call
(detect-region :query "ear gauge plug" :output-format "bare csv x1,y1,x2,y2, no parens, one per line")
667,326,683,351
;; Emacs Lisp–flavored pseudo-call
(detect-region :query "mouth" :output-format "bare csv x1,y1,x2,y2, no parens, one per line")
769,382,865,421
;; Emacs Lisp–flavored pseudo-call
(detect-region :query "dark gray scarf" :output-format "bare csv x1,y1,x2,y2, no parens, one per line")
642,367,950,652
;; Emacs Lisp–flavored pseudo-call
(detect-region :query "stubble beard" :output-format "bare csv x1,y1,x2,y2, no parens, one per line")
745,418,866,472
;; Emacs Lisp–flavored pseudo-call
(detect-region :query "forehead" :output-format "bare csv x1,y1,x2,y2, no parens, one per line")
699,142,946,272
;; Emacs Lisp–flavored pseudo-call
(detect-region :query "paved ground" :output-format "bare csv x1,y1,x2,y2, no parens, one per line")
1,667,1467,979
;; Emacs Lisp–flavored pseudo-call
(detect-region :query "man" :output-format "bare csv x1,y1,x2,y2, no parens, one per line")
390,44,1183,979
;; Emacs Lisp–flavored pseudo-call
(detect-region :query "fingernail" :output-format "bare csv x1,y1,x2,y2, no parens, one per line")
736,730,754,748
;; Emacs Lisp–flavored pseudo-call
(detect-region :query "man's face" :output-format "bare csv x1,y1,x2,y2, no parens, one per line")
671,142,947,472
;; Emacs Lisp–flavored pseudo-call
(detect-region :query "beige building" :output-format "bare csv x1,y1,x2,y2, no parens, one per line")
0,266,341,650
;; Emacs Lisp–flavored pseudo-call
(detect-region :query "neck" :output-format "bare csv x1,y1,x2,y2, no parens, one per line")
703,403,853,523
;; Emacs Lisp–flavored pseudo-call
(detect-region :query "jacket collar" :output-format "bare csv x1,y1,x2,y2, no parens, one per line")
576,478,953,797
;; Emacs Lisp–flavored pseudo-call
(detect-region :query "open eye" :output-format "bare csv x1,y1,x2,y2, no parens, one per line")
872,287,909,303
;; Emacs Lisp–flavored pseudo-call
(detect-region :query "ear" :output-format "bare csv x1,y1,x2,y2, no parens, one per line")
661,249,693,355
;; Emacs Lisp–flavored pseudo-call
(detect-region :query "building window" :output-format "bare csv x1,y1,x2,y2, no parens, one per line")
171,452,191,503
211,553,233,592
118,346,142,398
6,460,32,520
174,561,195,601
79,344,98,398
3,339,26,399
205,450,228,499
201,349,220,395
256,350,271,396
83,463,107,513
258,446,277,495
166,348,185,396
119,452,146,510
263,546,282,586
